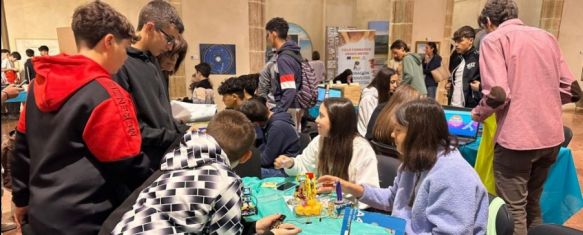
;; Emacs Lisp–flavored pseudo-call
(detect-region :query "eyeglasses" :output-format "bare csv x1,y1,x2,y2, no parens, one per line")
157,27,175,46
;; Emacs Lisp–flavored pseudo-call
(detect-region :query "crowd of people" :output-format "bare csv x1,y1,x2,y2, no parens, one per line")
1,0,581,234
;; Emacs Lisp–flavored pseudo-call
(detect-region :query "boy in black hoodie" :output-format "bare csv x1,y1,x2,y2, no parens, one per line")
11,2,149,234
239,99,300,178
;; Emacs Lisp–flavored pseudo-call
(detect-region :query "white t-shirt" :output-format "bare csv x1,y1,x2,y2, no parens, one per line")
1,58,10,83
451,59,466,107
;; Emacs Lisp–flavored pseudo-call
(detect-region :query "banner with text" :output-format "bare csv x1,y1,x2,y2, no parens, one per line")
337,30,376,86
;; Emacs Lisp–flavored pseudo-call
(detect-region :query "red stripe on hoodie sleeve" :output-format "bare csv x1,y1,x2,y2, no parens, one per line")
83,78,142,162
17,103,26,133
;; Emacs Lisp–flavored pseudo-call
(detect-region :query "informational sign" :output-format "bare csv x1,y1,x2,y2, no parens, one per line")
337,30,376,85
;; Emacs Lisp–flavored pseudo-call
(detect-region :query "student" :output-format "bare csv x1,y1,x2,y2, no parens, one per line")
38,45,49,56
1,49,10,84
158,35,188,99
274,97,379,189
8,52,22,84
390,40,427,96
113,0,188,170
422,42,442,99
448,26,481,108
265,17,301,114
218,76,248,109
24,49,36,82
309,51,325,84
109,110,301,235
357,67,395,136
11,2,149,234
367,85,420,147
187,62,214,104
240,73,260,100
239,99,300,178
319,99,488,234
333,69,352,84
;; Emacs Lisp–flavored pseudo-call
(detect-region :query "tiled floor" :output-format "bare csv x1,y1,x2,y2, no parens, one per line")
2,105,583,234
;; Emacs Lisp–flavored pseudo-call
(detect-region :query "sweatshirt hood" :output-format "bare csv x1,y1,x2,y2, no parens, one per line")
277,41,301,54
32,54,110,112
160,131,232,171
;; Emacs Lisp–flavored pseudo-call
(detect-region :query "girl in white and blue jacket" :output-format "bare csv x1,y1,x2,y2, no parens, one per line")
319,99,489,234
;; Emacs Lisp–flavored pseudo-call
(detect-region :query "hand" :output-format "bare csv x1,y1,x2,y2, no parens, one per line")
13,206,28,231
271,223,301,235
471,113,480,122
274,155,293,169
317,175,364,198
470,80,480,92
255,214,284,234
445,80,452,90
2,85,24,99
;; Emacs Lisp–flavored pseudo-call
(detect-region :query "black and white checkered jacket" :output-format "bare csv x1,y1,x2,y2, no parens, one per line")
111,131,243,235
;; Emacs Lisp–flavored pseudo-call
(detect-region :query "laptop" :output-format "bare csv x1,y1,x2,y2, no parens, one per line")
443,106,480,145
317,86,343,102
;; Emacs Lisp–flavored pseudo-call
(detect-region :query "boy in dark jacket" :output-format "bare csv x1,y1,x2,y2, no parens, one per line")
448,26,482,108
11,2,149,234
113,1,188,171
265,17,302,114
238,99,300,178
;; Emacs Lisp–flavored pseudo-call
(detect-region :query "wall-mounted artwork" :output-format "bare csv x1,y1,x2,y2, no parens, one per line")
200,44,236,75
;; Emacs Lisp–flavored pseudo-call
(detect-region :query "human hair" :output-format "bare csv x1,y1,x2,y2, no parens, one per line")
334,69,353,83
1,49,10,54
426,42,438,55
372,85,421,145
195,62,211,78
368,67,397,104
453,26,476,41
478,0,518,28
71,1,137,49
312,51,320,60
38,46,48,52
207,110,256,162
239,73,260,97
318,97,358,180
390,39,410,52
137,0,184,33
10,52,21,60
218,76,246,99
265,17,289,40
395,99,453,172
238,98,269,123
25,49,34,57
172,36,188,72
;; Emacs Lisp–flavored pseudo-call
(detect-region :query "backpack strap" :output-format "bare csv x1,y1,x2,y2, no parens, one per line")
279,50,304,64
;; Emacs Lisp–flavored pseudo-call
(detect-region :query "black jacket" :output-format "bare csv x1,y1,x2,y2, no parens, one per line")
449,46,482,108
24,58,35,82
12,54,150,235
422,54,442,87
259,112,300,168
113,47,188,170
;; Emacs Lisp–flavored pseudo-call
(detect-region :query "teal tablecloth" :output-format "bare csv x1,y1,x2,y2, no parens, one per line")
242,177,392,234
459,140,583,224
5,91,27,103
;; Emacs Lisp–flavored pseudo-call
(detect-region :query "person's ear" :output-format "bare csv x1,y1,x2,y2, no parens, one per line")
238,150,253,164
103,34,115,49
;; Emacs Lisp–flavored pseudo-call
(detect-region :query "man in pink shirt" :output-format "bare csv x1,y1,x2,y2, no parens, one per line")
471,0,581,234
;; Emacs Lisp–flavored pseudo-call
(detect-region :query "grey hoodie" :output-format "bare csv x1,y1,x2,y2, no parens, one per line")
401,53,427,95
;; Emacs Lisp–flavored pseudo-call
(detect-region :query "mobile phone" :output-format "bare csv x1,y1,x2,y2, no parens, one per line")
271,214,287,229
276,181,297,191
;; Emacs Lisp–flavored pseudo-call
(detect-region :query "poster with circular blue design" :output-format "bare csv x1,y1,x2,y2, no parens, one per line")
200,44,236,74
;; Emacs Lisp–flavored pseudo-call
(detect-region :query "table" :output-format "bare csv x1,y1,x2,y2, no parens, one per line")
242,177,392,234
5,91,27,103
459,139,583,224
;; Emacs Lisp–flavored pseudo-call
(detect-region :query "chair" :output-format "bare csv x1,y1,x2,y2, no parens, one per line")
298,133,312,152
376,154,400,188
528,224,583,235
370,140,400,158
233,146,261,178
488,194,514,235
562,126,573,147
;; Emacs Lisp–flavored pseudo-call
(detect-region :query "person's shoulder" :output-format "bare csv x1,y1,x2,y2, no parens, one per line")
429,149,480,180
